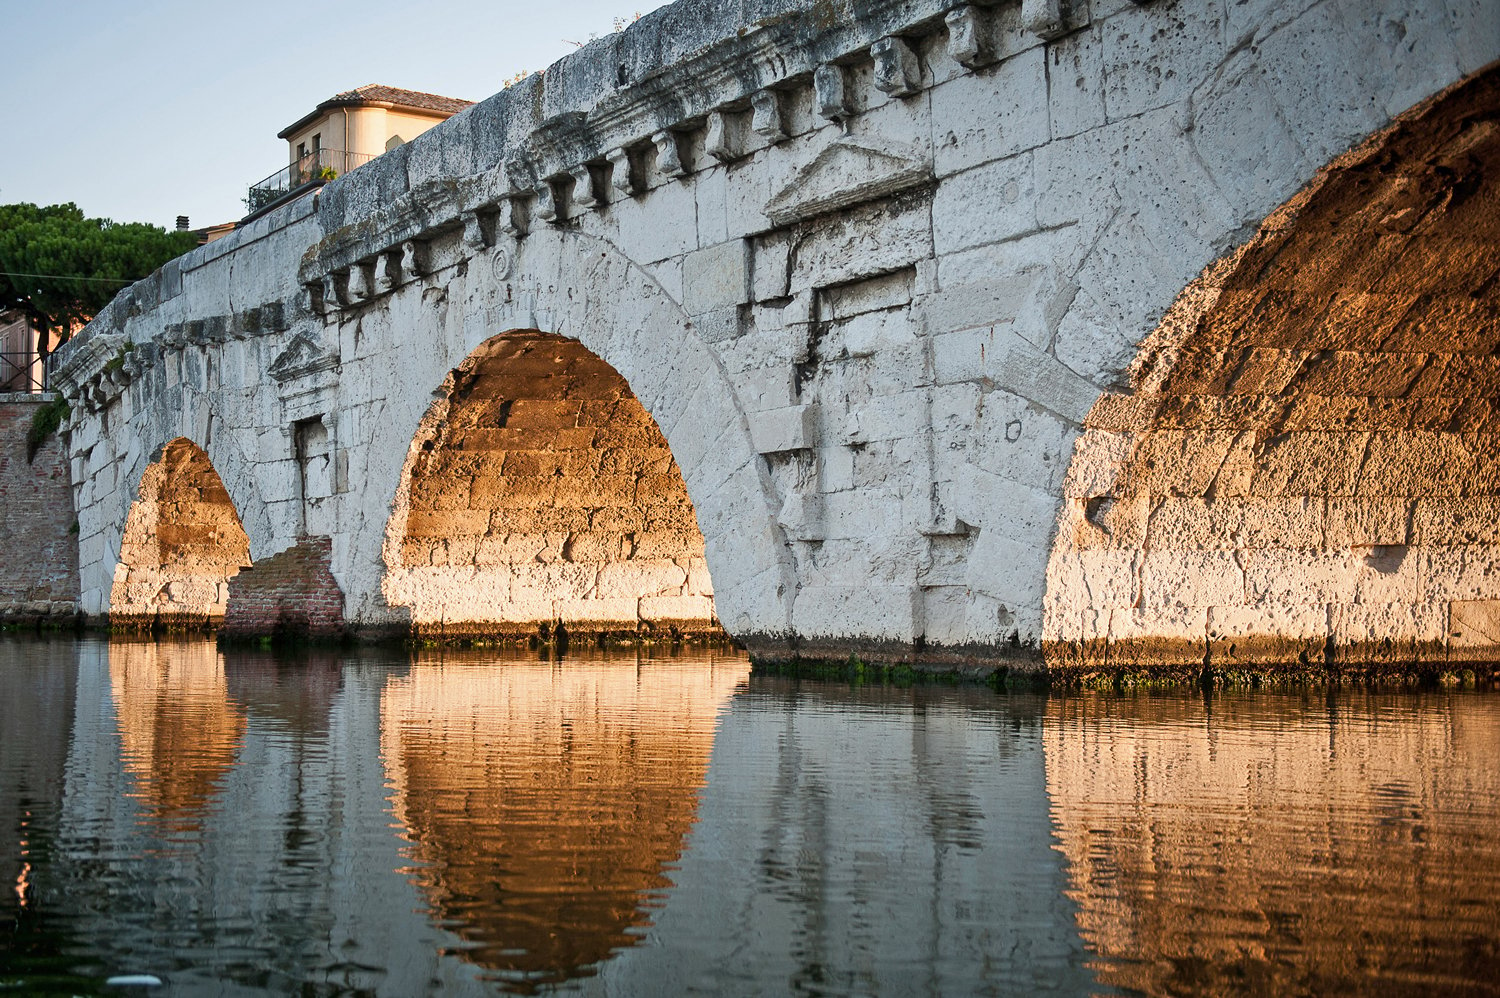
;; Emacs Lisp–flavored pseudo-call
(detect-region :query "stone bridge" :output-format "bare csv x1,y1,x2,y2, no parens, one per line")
50,0,1500,675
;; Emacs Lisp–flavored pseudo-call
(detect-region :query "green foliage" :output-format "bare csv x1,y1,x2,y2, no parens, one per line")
244,187,284,214
100,340,135,376
0,202,199,346
26,395,69,462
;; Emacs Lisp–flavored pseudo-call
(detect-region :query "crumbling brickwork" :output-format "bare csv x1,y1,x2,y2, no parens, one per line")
0,395,78,622
221,535,345,641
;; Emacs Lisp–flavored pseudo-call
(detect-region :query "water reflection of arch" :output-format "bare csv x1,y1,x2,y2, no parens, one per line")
379,651,747,989
590,679,1100,996
1044,692,1500,994
108,640,245,831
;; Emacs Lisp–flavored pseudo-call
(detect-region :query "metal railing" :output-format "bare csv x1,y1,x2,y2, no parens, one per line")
244,148,376,218
1,350,44,393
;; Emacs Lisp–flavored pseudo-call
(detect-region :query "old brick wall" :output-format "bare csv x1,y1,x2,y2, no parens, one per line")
221,535,345,641
0,395,79,621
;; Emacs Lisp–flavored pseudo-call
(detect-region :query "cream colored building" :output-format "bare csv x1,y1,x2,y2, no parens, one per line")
247,86,472,217
279,85,473,181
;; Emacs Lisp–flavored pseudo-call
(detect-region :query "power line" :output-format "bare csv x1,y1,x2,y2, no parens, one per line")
0,270,135,285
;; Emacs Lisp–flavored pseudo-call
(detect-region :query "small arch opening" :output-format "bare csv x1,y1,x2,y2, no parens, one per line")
111,438,251,633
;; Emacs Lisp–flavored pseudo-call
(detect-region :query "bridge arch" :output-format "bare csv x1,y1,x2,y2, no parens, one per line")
358,227,795,644
1045,67,1500,674
382,329,720,640
110,437,253,631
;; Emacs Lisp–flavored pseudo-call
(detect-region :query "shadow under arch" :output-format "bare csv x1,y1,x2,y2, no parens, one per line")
1045,65,1500,676
110,437,252,632
371,226,795,646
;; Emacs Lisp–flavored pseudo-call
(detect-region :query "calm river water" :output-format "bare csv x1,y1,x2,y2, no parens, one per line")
1,637,1497,996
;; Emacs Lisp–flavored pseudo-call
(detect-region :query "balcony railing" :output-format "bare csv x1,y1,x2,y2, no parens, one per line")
244,148,376,219
1,350,44,393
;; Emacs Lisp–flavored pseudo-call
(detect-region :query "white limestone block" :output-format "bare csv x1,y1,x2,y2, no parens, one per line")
793,584,921,641
750,403,819,454
683,239,751,315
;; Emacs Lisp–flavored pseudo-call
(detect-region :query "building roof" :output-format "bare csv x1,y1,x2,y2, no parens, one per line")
278,85,474,139
325,85,475,115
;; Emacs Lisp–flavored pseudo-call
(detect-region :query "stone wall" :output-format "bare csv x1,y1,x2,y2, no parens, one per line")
110,438,251,631
1044,70,1500,677
48,0,1500,669
0,395,78,622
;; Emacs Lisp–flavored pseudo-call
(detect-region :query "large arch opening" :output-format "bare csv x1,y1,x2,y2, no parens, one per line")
110,438,252,632
383,330,718,642
1046,66,1500,676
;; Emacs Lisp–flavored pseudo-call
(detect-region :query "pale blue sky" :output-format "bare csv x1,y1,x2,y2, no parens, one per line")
0,0,670,230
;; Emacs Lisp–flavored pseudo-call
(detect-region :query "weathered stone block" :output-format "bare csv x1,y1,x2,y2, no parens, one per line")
931,47,1049,177
1148,496,1324,551
793,583,921,641
1106,606,1209,667
1413,498,1500,546
1207,603,1328,666
1422,546,1500,602
1045,548,1138,611
682,239,750,315
1140,550,1244,608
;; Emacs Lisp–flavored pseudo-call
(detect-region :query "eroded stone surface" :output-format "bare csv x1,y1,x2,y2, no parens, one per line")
382,332,716,638
46,0,1499,668
1044,69,1500,675
110,439,251,632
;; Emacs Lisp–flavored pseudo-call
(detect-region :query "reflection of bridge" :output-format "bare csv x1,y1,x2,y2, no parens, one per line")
49,0,1500,673
7,642,1496,992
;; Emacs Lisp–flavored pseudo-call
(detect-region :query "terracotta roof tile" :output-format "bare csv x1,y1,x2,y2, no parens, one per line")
325,85,474,115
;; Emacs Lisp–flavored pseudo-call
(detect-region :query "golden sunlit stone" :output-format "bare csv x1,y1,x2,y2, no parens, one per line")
110,439,251,632
1045,67,1500,676
382,331,719,642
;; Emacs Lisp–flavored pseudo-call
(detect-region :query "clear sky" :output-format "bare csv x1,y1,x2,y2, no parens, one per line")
0,0,671,230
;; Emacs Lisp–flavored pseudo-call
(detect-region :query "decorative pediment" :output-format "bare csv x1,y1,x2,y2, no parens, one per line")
765,137,933,226
268,332,338,383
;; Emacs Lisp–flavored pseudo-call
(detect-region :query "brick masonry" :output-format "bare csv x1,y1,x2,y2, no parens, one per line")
0,395,79,622
221,535,346,641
